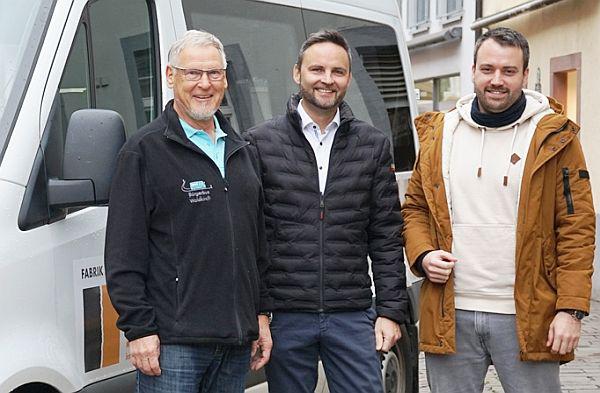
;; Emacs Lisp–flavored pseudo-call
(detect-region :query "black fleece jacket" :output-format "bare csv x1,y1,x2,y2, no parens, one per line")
245,95,408,323
105,100,270,344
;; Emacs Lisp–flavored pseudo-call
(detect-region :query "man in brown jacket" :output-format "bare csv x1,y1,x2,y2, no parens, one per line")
403,27,595,393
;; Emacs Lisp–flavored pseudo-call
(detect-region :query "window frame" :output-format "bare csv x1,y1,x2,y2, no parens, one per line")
437,0,463,23
415,73,460,113
408,0,430,32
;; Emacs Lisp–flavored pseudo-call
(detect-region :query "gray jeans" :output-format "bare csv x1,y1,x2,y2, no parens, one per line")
425,310,561,393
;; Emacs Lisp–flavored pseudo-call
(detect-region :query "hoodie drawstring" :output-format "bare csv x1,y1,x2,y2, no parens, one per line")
477,127,486,178
503,124,519,186
477,124,520,186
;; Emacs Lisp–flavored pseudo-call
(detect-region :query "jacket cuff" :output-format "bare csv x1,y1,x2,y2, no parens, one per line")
376,308,407,325
555,297,591,315
125,328,160,342
414,250,433,276
259,296,273,314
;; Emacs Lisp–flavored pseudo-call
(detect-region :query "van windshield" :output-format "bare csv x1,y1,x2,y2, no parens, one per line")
0,0,53,158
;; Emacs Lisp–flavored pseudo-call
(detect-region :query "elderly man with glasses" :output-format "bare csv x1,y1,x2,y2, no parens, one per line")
105,30,272,393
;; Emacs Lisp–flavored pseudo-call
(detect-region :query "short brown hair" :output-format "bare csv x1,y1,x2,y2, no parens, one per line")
474,27,530,70
296,29,352,70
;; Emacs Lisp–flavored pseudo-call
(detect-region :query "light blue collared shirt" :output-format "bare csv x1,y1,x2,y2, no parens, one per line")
180,116,227,177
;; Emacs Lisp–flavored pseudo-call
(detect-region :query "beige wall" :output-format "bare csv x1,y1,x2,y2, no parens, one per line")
483,0,600,211
483,0,530,16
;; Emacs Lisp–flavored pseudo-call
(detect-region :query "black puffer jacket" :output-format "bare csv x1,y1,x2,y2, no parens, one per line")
245,95,407,323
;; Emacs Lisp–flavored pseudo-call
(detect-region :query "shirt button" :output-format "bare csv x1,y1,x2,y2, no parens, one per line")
319,166,323,170
320,142,323,146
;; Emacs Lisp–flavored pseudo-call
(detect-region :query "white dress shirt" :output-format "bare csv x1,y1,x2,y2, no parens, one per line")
297,99,340,194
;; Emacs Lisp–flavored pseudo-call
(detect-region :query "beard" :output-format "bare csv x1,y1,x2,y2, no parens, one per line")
474,86,520,114
300,85,345,111
187,105,217,121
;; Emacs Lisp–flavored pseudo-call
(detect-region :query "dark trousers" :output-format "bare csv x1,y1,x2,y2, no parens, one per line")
266,308,383,393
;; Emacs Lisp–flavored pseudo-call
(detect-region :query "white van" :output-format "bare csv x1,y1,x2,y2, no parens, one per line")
0,0,422,392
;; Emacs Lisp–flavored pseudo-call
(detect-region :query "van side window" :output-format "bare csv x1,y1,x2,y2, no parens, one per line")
88,0,158,133
303,11,416,172
20,0,158,230
182,0,305,133
182,0,416,172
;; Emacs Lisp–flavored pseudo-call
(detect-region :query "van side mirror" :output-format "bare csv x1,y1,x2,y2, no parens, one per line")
47,109,125,208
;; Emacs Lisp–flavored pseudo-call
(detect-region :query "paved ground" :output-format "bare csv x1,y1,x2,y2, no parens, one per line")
417,300,600,392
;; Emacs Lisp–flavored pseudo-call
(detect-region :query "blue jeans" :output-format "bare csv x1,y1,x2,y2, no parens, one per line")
266,309,383,393
425,310,560,393
136,344,251,393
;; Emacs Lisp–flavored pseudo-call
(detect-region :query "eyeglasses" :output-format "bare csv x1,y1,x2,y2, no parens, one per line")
171,66,226,82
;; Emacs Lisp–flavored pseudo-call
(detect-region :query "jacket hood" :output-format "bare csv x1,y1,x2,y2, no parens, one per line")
456,89,551,130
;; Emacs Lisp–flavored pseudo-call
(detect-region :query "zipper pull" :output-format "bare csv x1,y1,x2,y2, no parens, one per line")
319,194,325,220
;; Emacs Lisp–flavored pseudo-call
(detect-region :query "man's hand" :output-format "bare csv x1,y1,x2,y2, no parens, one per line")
127,334,161,376
251,314,273,370
375,316,401,353
422,250,458,284
546,311,582,355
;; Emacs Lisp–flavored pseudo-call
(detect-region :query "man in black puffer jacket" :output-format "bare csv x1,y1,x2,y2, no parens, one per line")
245,30,407,393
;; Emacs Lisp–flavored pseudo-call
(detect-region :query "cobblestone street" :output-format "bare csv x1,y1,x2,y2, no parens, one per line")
418,300,600,392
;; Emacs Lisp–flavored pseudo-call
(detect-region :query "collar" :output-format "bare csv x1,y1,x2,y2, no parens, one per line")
296,99,340,132
471,92,527,128
179,116,227,141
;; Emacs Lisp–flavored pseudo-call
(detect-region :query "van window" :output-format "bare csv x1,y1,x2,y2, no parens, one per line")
303,11,416,172
21,0,159,229
182,0,305,133
46,0,158,178
47,0,157,175
89,0,158,131
182,0,416,172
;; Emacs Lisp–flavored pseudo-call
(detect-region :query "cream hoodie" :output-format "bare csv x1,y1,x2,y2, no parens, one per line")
442,89,553,314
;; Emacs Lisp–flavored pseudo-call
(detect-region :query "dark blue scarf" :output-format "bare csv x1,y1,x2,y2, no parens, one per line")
471,92,526,128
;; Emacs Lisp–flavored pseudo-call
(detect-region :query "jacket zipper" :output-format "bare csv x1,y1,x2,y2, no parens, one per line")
224,143,250,344
562,167,575,214
319,193,325,312
440,288,445,318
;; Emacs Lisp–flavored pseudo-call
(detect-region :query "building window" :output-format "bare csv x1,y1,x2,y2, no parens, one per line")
437,0,462,20
415,74,460,113
408,0,430,31
551,52,581,124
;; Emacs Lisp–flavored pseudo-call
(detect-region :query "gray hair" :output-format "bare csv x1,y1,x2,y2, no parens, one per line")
168,30,227,68
474,27,530,70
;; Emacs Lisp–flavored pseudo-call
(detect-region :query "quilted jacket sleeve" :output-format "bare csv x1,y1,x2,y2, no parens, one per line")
368,136,408,324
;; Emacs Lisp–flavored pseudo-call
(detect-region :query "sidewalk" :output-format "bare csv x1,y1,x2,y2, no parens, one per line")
418,300,600,392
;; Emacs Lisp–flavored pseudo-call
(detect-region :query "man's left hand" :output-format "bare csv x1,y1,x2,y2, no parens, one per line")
375,316,401,353
250,314,273,370
546,311,582,355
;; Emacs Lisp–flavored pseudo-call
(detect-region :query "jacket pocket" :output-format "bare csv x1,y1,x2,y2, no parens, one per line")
541,239,557,290
561,168,575,214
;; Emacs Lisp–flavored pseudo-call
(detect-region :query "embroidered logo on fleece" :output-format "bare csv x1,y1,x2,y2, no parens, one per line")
181,179,212,203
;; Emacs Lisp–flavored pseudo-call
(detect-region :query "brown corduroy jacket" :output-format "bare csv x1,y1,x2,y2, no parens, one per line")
402,98,595,362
